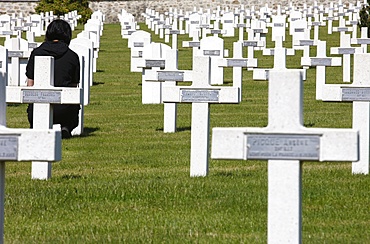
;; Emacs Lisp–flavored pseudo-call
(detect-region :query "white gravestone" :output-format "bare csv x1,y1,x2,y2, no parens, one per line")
301,40,341,100
351,27,370,53
163,56,240,177
199,36,225,85
321,53,370,174
6,56,82,180
211,70,359,244
221,12,235,37
330,34,362,82
0,64,61,243
128,30,151,73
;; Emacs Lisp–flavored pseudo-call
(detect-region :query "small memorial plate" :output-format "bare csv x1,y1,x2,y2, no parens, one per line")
237,24,246,28
246,134,320,160
158,71,184,81
243,41,257,47
274,23,284,27
338,48,355,54
133,42,144,47
211,30,222,34
0,136,18,161
311,58,332,66
295,28,305,32
203,50,220,56
342,87,370,101
188,42,200,47
8,51,23,58
181,89,219,102
190,21,199,24
357,39,370,45
299,40,314,46
337,27,348,32
22,90,62,103
227,59,247,67
145,60,165,68
170,30,180,34
224,20,233,23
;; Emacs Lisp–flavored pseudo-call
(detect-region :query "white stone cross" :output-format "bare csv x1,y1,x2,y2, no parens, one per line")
211,69,358,243
6,56,82,180
351,27,370,53
301,40,341,100
242,33,263,70
330,34,362,82
321,53,370,174
163,55,240,176
0,60,61,243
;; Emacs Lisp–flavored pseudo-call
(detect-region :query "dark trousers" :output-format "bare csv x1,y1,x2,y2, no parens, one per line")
27,104,80,131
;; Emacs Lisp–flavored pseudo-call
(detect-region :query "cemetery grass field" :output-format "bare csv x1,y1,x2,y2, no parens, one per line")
3,22,370,243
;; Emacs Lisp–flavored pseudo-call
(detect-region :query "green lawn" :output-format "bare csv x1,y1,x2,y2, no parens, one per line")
3,22,370,243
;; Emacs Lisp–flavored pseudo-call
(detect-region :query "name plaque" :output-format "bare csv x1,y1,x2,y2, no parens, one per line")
28,43,37,49
14,26,25,31
294,28,305,32
227,59,247,67
338,48,355,54
337,27,348,32
254,29,263,33
356,39,370,45
170,30,180,34
246,134,320,160
327,17,335,20
181,89,219,102
211,30,222,34
342,87,370,101
199,24,209,28
145,60,165,68
0,136,18,161
133,42,144,47
157,71,184,81
188,42,200,47
203,50,220,56
224,20,233,23
190,21,199,24
163,25,172,29
311,58,332,66
1,31,13,35
8,51,23,57
274,23,284,27
22,90,62,103
243,41,257,47
237,24,246,28
291,18,300,21
299,40,314,46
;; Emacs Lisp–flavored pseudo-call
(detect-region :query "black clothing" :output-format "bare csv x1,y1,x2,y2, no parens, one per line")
26,41,81,133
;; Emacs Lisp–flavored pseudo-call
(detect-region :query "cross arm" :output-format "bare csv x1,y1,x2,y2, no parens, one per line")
0,126,61,161
211,127,358,161
143,69,193,82
6,86,83,104
301,56,341,66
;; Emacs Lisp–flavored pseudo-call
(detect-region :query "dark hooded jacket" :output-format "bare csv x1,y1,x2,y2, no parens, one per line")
26,40,80,87
26,41,81,130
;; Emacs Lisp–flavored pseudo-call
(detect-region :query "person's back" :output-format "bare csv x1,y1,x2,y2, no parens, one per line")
26,19,81,139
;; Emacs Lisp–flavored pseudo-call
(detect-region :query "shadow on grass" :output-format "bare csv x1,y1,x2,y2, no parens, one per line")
72,127,100,138
96,69,104,73
93,81,105,86
156,126,191,132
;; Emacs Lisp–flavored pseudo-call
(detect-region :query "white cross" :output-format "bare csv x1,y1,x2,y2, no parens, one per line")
163,56,240,176
6,56,82,180
321,53,370,174
211,69,358,243
301,40,341,99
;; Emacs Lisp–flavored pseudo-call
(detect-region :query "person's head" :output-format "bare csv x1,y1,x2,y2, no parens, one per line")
45,19,72,45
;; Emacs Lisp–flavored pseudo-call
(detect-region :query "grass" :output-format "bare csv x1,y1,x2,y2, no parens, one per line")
3,21,370,243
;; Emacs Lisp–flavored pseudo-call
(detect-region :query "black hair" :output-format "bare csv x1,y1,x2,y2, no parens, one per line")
45,19,72,45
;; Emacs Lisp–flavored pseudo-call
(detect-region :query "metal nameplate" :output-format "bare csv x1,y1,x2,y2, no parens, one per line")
337,27,348,32
243,41,257,47
188,42,200,47
246,16,252,19
247,134,320,160
237,24,246,28
128,31,136,35
157,71,184,81
291,18,300,21
190,21,199,24
327,17,335,21
224,20,233,23
8,51,23,57
123,22,129,25
170,30,180,34
211,30,222,34
311,58,332,66
350,21,358,25
28,43,37,49
356,39,370,45
157,21,165,25
203,50,220,56
1,31,13,35
138,51,142,57
22,90,62,103
227,59,247,67
0,136,18,161
163,25,172,29
306,14,314,17
274,23,284,27
295,28,305,32
299,40,314,46
254,29,263,33
342,87,370,101
199,24,209,28
180,89,219,102
338,48,355,54
133,42,144,47
145,60,165,68
0,61,2,69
